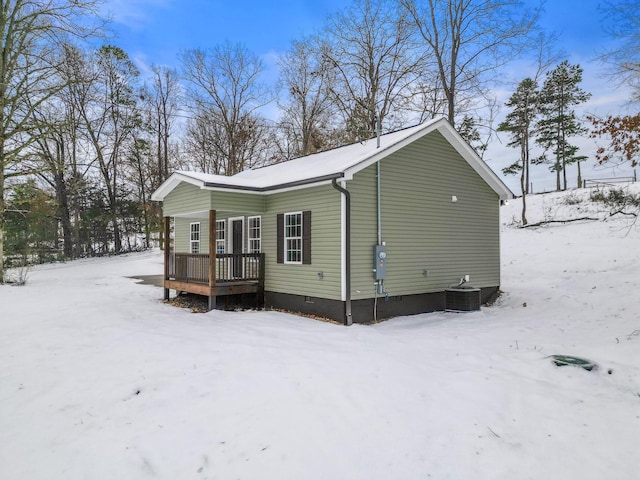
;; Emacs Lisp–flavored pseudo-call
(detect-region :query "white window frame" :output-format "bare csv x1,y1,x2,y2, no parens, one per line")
228,216,245,255
284,211,303,264
190,222,200,254
215,220,226,254
248,216,261,254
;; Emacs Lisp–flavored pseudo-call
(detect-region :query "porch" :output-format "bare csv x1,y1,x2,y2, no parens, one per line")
162,211,265,310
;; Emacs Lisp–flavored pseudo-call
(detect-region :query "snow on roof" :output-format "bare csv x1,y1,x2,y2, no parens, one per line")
174,120,433,190
231,121,432,187
152,118,513,200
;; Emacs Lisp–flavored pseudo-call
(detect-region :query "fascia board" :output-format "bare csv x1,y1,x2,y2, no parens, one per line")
342,118,445,179
202,179,337,196
151,173,207,201
437,126,514,200
153,173,343,202
342,118,514,201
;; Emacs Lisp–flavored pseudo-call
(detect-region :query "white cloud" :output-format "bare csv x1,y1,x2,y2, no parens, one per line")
103,0,173,30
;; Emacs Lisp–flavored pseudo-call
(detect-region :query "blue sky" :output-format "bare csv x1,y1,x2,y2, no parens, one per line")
104,0,636,191
106,0,612,68
105,0,352,68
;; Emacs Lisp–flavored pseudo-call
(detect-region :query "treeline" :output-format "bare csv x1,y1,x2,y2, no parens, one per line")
1,0,638,276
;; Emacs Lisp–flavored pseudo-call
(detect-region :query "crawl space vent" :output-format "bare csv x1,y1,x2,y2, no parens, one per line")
445,287,481,312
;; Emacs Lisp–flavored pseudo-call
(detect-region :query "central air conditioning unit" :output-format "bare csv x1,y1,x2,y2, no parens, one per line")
445,287,481,312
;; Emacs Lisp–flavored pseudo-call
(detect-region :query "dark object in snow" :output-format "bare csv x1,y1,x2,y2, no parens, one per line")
445,287,481,312
550,355,597,371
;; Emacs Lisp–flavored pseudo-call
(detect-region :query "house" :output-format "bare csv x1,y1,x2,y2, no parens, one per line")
151,117,513,324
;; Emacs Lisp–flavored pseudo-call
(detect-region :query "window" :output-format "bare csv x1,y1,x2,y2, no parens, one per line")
248,216,261,253
284,212,302,263
277,211,311,265
190,222,200,254
216,220,226,254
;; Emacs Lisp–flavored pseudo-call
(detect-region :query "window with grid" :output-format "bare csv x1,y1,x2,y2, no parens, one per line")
248,216,261,253
284,212,302,263
190,222,200,254
216,220,226,254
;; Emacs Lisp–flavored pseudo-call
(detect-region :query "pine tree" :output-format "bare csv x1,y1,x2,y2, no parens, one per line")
498,78,539,225
536,61,591,191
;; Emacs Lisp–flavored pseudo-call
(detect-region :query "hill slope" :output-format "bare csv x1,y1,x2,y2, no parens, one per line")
1,186,639,480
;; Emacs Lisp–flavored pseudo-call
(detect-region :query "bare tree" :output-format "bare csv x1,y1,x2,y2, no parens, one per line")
598,1,640,100
65,44,141,252
181,42,271,175
28,100,77,258
320,0,425,139
125,137,156,248
399,0,541,128
140,65,181,249
0,0,102,281
183,110,223,174
277,37,336,157
143,65,181,184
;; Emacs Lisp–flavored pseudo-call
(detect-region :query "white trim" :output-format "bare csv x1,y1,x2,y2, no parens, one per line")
152,118,513,203
169,210,211,219
151,172,210,201
200,179,336,196
437,126,512,200
340,181,347,302
152,174,336,200
189,222,200,254
283,211,303,265
215,219,226,254
228,216,245,254
342,119,443,180
341,118,512,200
247,215,261,253
228,216,246,279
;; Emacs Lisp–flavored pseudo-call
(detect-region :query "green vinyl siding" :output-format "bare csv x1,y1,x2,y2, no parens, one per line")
163,182,265,218
163,182,211,217
165,182,265,255
175,213,260,254
174,217,210,254
349,130,500,300
263,184,342,300
210,191,265,214
164,128,501,303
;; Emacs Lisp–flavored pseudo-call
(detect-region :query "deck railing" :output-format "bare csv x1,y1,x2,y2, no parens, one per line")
168,252,264,284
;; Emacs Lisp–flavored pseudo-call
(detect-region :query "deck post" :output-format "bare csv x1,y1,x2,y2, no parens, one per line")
258,253,265,308
208,209,217,310
163,216,171,301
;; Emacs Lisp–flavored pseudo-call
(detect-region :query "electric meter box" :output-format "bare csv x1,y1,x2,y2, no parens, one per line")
374,244,387,280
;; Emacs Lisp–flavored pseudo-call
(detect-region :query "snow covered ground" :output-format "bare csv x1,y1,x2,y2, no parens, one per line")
1,186,639,480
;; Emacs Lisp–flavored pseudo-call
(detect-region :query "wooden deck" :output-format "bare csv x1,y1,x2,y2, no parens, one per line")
164,252,265,309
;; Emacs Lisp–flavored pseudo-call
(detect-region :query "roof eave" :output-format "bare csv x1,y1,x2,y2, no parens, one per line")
436,126,514,200
151,172,346,201
151,172,208,201
342,117,514,201
203,172,345,193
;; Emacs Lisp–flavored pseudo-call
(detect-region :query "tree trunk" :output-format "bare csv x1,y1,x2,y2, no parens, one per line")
55,173,74,258
520,138,528,225
525,152,530,194
0,160,5,283
112,211,121,253
72,186,82,257
577,160,583,188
